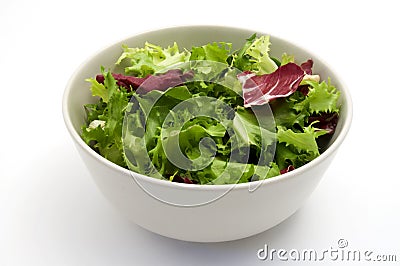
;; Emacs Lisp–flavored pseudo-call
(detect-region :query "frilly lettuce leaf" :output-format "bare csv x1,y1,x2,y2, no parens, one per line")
116,42,190,77
85,78,108,102
270,95,308,128
232,34,278,74
294,79,340,114
195,159,279,185
189,42,232,63
277,124,327,155
280,53,295,66
85,67,118,103
82,69,130,167
275,123,329,170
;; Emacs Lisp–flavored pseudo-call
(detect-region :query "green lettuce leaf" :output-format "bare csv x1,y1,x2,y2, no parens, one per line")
85,67,117,103
280,53,295,66
195,159,279,185
294,79,340,114
82,70,131,167
116,42,190,77
233,34,278,74
276,125,327,155
85,78,108,102
189,42,232,63
275,143,319,170
270,95,308,128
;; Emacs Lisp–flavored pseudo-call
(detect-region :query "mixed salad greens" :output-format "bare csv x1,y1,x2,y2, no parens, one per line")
81,34,340,185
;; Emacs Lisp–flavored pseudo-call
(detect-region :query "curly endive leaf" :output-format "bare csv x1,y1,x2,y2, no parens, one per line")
295,79,340,114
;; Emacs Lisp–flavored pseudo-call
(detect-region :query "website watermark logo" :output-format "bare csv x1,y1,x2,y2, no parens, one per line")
257,239,398,262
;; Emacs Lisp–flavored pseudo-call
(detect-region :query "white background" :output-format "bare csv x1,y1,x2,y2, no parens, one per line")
1,0,399,265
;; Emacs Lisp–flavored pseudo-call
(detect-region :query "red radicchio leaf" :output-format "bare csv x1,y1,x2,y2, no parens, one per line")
280,165,295,175
96,73,147,91
96,69,194,93
300,59,313,75
297,85,310,96
171,175,197,184
137,69,194,94
297,59,315,96
238,63,306,107
308,112,339,134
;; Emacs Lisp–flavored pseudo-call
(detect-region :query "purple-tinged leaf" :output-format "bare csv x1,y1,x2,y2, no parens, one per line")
138,69,194,94
96,69,194,93
238,62,305,107
300,59,313,75
308,112,338,134
280,165,295,174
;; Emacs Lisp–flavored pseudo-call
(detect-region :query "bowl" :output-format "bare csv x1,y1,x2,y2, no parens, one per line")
62,25,352,242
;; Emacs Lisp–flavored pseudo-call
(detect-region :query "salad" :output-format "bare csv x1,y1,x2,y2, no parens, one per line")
81,34,340,185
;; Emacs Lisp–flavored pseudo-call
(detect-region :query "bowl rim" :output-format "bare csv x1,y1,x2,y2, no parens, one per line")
62,25,353,192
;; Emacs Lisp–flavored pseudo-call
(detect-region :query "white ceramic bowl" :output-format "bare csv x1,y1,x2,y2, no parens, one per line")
62,26,352,242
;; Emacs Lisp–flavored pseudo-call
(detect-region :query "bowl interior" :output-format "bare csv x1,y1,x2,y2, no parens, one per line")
63,25,351,180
